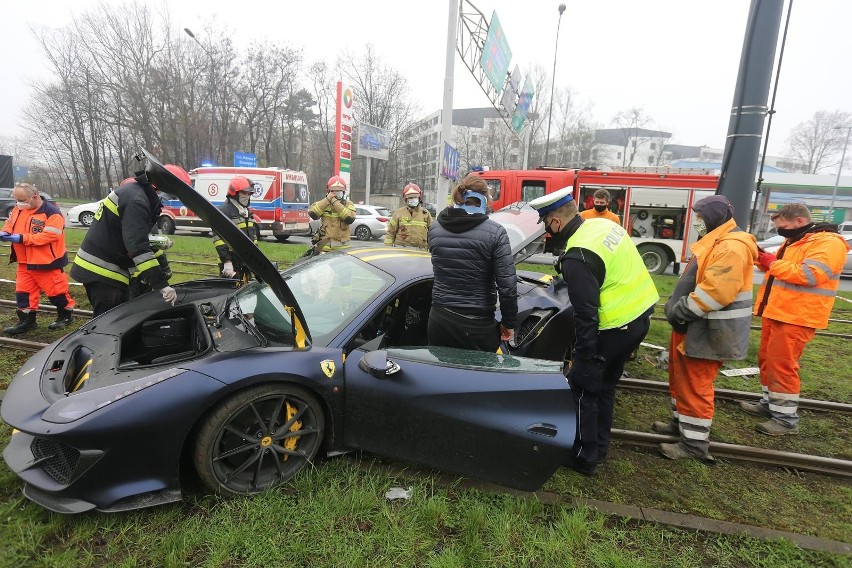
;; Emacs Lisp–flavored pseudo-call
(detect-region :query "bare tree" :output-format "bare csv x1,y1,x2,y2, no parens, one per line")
785,110,852,174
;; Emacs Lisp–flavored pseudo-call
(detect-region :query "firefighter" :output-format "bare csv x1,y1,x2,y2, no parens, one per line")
384,183,433,248
654,195,758,461
70,165,189,317
214,176,257,280
580,189,621,224
1,183,76,334
308,175,356,251
530,187,658,475
741,203,849,435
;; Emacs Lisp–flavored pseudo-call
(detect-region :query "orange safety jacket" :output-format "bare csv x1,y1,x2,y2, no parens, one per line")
580,208,621,224
2,201,69,270
755,230,849,329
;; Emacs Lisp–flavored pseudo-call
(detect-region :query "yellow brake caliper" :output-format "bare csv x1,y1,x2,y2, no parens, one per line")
282,401,302,461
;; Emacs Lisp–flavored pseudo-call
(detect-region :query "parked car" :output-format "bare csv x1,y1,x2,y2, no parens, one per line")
66,200,101,226
843,236,852,277
0,188,57,219
308,204,391,241
0,150,576,513
756,234,785,253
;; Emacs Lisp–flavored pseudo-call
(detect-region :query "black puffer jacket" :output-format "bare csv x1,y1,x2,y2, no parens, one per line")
428,208,518,328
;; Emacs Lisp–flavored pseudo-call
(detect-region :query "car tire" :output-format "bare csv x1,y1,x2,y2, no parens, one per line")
274,235,290,243
158,216,176,235
354,225,372,241
79,211,95,226
638,244,670,275
193,383,325,496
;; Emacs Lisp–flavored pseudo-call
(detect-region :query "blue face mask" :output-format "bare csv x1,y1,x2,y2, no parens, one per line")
455,191,487,215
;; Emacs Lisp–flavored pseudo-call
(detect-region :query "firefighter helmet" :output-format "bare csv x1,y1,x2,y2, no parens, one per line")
326,175,347,191
120,177,135,186
164,164,191,186
402,183,422,199
227,176,253,197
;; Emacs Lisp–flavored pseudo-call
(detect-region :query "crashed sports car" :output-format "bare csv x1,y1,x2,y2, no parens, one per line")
1,150,577,513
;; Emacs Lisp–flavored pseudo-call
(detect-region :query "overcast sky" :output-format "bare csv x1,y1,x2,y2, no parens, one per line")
3,0,851,158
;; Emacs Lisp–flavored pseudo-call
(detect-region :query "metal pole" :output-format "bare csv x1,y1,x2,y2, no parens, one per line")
438,0,459,213
365,157,371,205
524,112,539,170
543,4,566,167
828,126,851,221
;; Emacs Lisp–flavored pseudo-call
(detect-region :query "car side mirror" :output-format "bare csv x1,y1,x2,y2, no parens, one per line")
358,350,401,379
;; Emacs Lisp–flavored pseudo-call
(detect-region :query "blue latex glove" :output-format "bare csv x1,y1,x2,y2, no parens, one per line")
0,231,8,237
2,234,23,243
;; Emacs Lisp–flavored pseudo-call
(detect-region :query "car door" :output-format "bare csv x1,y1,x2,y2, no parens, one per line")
342,346,575,491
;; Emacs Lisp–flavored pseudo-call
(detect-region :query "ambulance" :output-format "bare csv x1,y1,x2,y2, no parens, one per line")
157,166,312,242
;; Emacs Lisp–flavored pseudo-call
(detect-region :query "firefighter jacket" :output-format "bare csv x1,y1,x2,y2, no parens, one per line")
580,208,621,224
665,218,758,360
562,218,659,331
755,227,849,329
309,195,356,243
213,197,258,272
384,205,433,248
2,200,69,270
70,182,169,290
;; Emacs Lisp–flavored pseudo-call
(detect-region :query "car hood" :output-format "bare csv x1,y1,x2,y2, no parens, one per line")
142,149,311,344
490,203,547,264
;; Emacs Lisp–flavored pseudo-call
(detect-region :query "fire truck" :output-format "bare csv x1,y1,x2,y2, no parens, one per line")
474,167,720,274
158,166,312,242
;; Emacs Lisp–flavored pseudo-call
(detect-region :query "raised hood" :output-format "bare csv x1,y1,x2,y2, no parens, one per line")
142,149,311,343
490,203,547,264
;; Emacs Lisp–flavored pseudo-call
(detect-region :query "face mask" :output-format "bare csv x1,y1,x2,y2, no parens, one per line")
593,204,607,213
406,198,419,207
238,194,251,206
777,224,813,240
455,190,487,215
16,200,35,210
692,218,708,238
545,217,561,237
333,191,344,200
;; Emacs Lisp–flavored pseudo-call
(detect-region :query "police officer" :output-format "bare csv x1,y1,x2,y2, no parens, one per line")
70,165,189,316
214,176,257,280
1,183,76,334
530,187,658,475
384,183,433,248
308,175,356,251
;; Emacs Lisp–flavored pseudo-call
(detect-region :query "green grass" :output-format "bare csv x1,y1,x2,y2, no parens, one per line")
1,238,851,563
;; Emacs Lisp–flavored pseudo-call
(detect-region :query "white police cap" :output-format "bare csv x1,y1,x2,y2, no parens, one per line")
528,187,574,223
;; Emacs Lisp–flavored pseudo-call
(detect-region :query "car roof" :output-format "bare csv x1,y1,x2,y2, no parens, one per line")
342,246,432,278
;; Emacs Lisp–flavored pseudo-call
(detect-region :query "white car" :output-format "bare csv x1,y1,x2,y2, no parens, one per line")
308,204,391,241
66,201,101,226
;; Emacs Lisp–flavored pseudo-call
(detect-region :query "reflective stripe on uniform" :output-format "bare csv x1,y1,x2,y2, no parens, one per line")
44,226,62,235
772,280,838,296
706,307,753,320
102,192,120,216
693,287,724,311
73,249,130,284
677,415,713,428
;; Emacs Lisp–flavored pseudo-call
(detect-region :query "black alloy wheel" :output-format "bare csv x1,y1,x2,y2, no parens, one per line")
193,384,325,496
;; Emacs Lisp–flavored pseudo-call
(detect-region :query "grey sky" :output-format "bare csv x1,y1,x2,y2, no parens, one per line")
3,0,850,158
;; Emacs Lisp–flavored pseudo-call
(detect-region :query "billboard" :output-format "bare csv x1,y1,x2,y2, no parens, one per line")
511,77,535,133
479,11,512,93
440,143,460,181
356,122,390,161
500,65,522,117
334,82,355,187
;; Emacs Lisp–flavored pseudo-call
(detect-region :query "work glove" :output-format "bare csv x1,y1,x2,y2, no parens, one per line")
159,286,177,306
222,261,237,278
757,250,777,272
666,295,702,330
568,355,606,393
1,234,23,243
0,231,8,237
499,323,514,342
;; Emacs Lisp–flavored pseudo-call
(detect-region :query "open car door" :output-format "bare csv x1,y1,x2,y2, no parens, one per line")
141,149,311,345
342,346,574,491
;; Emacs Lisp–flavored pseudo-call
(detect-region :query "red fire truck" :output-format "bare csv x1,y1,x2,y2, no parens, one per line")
473,167,720,274
158,166,312,242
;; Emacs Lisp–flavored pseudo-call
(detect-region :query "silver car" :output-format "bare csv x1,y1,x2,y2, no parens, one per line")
309,203,390,241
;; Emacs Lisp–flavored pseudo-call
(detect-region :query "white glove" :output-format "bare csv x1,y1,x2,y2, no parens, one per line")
222,261,237,278
160,286,177,306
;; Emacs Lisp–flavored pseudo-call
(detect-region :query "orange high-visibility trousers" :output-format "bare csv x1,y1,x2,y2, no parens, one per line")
757,318,814,427
15,266,76,312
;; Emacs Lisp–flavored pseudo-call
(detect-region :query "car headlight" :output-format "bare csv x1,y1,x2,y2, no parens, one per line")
42,368,187,424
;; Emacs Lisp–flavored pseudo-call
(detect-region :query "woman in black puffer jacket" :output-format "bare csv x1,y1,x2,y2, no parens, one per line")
427,174,518,352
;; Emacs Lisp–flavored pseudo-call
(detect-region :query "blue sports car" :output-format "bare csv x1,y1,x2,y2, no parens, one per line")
1,150,577,513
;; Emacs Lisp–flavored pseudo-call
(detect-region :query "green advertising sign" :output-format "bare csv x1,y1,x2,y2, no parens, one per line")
479,11,512,92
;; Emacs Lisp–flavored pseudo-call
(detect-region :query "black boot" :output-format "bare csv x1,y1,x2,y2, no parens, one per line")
48,307,74,330
4,309,37,335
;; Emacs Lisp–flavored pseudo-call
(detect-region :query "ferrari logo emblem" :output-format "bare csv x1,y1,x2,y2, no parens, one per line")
321,360,336,378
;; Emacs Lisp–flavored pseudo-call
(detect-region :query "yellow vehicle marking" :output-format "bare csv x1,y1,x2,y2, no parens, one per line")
359,252,431,262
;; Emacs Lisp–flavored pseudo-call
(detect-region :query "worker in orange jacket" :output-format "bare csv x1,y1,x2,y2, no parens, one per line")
2,183,75,334
742,203,850,435
654,195,758,462
580,189,621,224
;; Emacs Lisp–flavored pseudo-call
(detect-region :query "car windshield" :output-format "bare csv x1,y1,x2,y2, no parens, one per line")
283,254,394,344
376,208,390,217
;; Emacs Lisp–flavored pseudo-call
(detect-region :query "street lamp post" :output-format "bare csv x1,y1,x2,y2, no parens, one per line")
829,125,851,221
184,27,217,165
543,3,566,167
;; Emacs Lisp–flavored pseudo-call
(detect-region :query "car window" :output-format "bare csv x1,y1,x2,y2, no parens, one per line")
285,254,393,344
376,208,390,217
356,208,368,216
0,189,12,198
388,346,563,373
